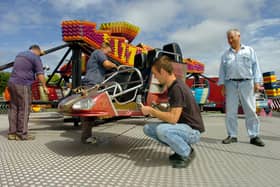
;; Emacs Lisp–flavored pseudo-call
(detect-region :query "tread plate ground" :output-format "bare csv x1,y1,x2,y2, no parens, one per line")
0,113,280,187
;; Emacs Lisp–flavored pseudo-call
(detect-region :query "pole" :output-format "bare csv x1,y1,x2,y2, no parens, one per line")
71,45,82,89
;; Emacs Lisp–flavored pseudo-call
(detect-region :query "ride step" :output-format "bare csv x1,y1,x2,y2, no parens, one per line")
29,112,64,122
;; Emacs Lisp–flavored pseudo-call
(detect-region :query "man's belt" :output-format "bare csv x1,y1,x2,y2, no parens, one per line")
229,78,251,81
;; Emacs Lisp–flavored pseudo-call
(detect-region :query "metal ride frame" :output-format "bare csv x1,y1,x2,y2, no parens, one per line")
0,42,101,114
0,41,186,118
97,65,143,105
0,42,111,96
0,43,70,108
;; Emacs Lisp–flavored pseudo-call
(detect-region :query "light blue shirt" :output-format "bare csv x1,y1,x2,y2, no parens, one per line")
218,44,262,85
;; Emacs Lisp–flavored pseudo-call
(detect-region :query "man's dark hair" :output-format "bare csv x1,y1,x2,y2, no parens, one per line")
29,44,41,50
152,55,174,75
101,42,111,49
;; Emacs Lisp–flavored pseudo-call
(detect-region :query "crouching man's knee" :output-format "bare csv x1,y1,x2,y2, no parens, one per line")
143,123,160,139
143,124,150,136
156,125,170,142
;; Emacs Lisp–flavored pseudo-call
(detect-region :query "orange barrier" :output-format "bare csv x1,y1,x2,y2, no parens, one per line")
3,87,10,101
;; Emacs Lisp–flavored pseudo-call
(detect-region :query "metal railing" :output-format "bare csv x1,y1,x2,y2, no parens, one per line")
87,65,144,105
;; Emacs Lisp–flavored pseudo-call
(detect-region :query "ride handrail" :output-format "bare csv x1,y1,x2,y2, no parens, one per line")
98,65,144,105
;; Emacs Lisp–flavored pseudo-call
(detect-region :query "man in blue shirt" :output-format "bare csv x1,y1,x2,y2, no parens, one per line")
218,29,265,146
82,42,117,86
8,45,49,140
81,42,118,144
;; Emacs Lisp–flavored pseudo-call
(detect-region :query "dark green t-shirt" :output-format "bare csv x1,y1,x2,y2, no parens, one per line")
168,79,205,132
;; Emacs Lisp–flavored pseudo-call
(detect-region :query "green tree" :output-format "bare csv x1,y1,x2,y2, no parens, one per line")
0,72,11,94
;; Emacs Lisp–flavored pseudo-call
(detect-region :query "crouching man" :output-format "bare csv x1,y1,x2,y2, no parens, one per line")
141,56,205,168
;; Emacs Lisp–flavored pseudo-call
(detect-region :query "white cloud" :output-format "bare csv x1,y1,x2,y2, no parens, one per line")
247,18,280,30
245,18,280,37
168,15,280,77
168,19,237,76
1,0,279,80
112,0,183,32
243,18,280,77
49,0,103,11
0,5,46,34
169,19,236,54
184,0,265,21
251,37,280,78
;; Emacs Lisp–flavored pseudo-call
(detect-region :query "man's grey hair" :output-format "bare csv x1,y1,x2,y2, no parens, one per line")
227,28,240,36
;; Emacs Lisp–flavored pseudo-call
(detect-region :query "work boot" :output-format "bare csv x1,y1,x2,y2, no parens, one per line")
169,146,194,161
169,153,182,161
250,136,265,147
7,134,17,140
222,136,238,144
170,148,195,168
16,134,35,141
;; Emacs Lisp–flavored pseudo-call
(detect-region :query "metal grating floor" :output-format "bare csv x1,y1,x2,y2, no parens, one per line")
0,113,280,187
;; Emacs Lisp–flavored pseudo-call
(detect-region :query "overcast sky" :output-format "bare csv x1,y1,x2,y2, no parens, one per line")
0,0,279,77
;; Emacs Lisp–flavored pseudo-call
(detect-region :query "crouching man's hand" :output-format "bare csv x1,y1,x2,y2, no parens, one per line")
140,104,153,116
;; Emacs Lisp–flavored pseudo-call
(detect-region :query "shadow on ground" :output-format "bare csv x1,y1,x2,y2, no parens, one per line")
44,129,172,167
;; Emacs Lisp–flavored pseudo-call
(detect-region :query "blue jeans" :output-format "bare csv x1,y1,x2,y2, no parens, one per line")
143,123,200,157
225,80,260,138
